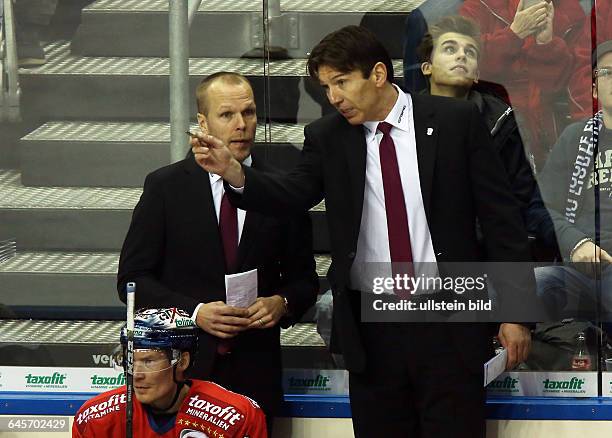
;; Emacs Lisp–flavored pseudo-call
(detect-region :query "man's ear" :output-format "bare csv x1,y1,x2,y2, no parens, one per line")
421,62,432,77
474,68,480,84
371,62,388,86
197,112,208,133
593,81,598,102
177,351,190,372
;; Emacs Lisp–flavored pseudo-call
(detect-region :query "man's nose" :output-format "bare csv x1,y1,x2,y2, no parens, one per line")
235,113,246,129
327,88,342,106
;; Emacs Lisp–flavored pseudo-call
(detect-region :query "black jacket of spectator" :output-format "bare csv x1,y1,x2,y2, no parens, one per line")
424,88,535,216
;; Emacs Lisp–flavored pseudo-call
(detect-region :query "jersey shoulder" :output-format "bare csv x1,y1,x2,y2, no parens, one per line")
178,380,265,437
73,387,127,432
194,380,262,411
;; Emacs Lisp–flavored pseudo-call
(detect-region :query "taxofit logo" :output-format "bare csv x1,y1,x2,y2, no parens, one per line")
488,376,519,390
25,372,67,386
77,393,126,424
185,395,244,431
288,375,331,390
542,377,585,392
90,373,126,387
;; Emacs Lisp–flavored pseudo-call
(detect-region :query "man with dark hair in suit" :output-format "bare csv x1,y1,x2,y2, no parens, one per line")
191,27,535,437
117,72,319,433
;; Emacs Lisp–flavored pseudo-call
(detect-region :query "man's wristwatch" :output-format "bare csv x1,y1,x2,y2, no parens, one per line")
280,295,290,316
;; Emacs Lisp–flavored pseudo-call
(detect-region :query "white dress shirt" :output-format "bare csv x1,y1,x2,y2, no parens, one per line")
192,155,252,320
209,154,252,241
228,88,437,294
349,85,437,293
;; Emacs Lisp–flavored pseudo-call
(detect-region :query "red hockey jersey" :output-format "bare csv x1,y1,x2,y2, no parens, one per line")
72,380,267,438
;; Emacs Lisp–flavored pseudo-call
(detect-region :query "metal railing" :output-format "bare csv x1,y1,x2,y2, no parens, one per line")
168,0,284,162
169,0,202,163
0,0,21,122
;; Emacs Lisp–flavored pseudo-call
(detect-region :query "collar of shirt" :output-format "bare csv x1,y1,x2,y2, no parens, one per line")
362,84,412,139
209,154,252,184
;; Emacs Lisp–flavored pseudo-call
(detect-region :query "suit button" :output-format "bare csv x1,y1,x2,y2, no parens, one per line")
348,251,356,260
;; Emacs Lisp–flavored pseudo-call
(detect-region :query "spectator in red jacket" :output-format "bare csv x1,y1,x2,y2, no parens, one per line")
568,0,611,119
460,0,585,171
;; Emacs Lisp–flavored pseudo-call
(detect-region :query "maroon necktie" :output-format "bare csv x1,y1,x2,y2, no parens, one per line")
219,192,238,273
218,192,238,355
378,122,414,298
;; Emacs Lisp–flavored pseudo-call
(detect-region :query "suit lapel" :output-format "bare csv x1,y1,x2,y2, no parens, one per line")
343,123,367,241
235,209,263,271
412,94,438,221
235,159,265,271
184,158,226,277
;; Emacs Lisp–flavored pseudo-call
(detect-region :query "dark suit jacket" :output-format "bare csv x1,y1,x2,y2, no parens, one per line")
228,93,536,374
117,156,318,408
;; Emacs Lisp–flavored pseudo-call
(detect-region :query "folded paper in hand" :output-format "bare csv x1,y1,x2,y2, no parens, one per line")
484,348,507,387
225,268,258,308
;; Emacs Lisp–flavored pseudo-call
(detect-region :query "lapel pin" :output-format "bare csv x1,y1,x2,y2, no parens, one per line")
427,128,434,136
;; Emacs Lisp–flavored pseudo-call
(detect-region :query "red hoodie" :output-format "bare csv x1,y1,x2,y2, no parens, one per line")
460,0,585,168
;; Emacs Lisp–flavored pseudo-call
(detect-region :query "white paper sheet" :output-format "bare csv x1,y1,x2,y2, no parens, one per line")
225,268,258,308
484,348,508,387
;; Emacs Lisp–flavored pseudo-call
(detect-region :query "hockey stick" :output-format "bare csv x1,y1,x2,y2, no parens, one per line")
125,282,136,438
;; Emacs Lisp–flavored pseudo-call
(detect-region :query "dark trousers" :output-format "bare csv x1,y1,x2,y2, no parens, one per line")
209,349,282,436
348,322,486,438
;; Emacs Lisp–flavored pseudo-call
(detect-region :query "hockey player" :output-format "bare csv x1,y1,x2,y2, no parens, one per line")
72,308,267,438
